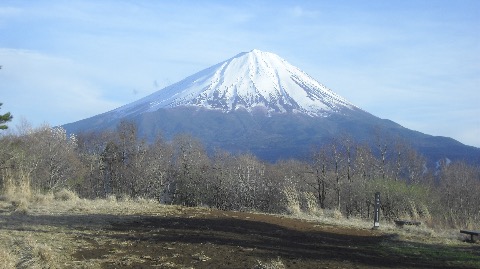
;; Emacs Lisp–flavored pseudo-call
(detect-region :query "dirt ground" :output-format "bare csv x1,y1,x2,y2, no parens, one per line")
1,199,479,268
74,209,479,269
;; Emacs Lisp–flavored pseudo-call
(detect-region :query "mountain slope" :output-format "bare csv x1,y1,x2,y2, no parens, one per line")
62,49,480,164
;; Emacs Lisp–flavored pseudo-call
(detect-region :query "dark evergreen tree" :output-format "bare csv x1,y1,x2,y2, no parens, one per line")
0,103,13,130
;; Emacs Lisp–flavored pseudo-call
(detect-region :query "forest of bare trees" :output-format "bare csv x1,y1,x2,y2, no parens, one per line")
1,121,479,229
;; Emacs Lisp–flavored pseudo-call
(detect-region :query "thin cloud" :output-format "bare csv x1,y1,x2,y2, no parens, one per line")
290,6,319,18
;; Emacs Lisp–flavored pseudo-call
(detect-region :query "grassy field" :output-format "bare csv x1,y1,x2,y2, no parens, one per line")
0,190,479,269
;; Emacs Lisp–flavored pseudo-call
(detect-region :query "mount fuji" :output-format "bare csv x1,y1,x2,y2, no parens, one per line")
112,49,356,118
63,49,480,164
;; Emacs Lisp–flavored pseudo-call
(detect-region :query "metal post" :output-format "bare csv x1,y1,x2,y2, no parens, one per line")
373,192,380,229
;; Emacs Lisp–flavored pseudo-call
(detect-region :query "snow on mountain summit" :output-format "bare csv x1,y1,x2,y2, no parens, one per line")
116,49,356,117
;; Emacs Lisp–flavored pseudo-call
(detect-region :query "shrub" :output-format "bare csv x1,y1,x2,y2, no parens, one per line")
300,192,319,214
106,194,117,203
33,192,54,204
54,189,79,201
367,178,430,221
282,186,300,215
12,197,29,214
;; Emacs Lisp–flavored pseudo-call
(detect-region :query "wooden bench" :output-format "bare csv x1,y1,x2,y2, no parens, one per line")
394,220,421,227
460,230,480,242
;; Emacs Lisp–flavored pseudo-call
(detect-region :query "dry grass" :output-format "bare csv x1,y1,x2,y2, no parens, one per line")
0,231,65,269
0,189,177,269
279,207,467,246
26,241,58,269
0,248,16,269
253,257,286,269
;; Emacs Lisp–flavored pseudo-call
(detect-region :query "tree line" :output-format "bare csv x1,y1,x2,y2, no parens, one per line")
1,121,479,229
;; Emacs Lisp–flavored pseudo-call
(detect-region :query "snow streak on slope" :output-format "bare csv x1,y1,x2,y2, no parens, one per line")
115,49,356,117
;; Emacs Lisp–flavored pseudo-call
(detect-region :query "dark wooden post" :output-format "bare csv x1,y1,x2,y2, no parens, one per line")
373,192,380,229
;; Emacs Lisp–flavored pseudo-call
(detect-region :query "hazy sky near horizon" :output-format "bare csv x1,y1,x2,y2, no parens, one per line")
1,0,479,147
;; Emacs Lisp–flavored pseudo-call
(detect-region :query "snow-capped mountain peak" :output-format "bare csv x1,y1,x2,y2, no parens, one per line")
63,50,480,165
116,49,356,117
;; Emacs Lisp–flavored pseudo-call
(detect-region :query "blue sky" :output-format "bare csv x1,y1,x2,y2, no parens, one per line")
1,0,479,147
